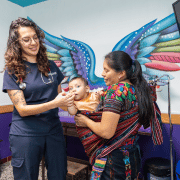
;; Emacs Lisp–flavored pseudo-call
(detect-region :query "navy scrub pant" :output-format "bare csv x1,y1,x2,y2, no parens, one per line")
9,132,67,180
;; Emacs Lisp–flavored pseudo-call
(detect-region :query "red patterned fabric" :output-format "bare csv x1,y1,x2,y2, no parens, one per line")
150,101,163,145
76,83,163,166
76,106,141,165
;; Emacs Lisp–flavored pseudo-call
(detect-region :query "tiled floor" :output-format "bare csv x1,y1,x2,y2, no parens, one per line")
0,161,90,180
0,161,13,180
0,161,48,180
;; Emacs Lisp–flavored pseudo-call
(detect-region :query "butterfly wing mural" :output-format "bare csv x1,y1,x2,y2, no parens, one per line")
28,13,180,89
113,13,180,86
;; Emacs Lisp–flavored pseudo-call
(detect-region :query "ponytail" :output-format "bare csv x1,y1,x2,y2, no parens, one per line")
128,60,154,128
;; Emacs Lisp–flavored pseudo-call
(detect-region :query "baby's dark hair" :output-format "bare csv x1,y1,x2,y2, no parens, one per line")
69,77,89,86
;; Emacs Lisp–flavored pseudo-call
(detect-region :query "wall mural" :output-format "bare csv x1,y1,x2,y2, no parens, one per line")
28,13,180,92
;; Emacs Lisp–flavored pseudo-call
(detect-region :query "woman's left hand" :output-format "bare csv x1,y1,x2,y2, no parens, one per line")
74,114,88,127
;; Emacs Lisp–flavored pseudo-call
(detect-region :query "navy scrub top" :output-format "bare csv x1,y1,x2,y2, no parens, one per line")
2,60,64,136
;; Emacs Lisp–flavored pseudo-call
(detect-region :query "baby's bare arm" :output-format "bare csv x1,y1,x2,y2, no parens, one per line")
67,104,77,115
95,90,104,101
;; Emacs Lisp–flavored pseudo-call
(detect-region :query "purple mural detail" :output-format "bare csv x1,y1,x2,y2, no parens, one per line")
78,70,84,75
161,24,178,35
71,51,77,56
76,64,82,70
74,60,81,64
130,49,138,60
72,56,79,61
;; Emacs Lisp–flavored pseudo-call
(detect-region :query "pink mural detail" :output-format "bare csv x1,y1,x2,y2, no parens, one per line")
145,60,180,71
150,52,180,63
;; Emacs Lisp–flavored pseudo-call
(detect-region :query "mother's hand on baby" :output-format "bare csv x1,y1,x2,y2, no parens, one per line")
74,114,88,127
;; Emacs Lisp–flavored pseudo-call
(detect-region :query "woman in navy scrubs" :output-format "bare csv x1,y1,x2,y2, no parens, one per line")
2,17,74,180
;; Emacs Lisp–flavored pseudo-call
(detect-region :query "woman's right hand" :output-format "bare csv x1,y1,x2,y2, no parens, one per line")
54,92,75,108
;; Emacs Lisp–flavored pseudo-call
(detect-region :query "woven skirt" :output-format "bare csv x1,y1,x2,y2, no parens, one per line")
100,145,141,180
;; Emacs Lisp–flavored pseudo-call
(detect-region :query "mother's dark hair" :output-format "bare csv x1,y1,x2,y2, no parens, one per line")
3,17,49,83
105,51,154,128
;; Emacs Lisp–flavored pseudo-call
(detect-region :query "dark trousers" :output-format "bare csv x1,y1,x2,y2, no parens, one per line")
9,132,67,180
101,145,141,180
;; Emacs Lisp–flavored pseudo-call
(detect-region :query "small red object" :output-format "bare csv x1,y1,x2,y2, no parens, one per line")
62,86,69,92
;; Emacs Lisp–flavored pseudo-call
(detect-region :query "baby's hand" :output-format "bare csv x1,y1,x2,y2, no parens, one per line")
96,90,103,96
95,90,104,100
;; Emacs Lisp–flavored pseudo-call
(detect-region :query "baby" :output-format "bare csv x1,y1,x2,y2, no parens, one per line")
60,77,104,158
67,77,102,115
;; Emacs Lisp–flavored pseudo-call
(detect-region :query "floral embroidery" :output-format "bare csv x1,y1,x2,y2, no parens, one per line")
115,89,122,96
123,88,128,96
107,86,111,90
129,87,133,94
102,83,137,103
101,89,107,97
120,86,124,92
112,84,118,90
111,93,116,99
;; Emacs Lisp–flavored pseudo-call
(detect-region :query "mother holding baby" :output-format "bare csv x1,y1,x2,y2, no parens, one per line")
74,51,163,180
